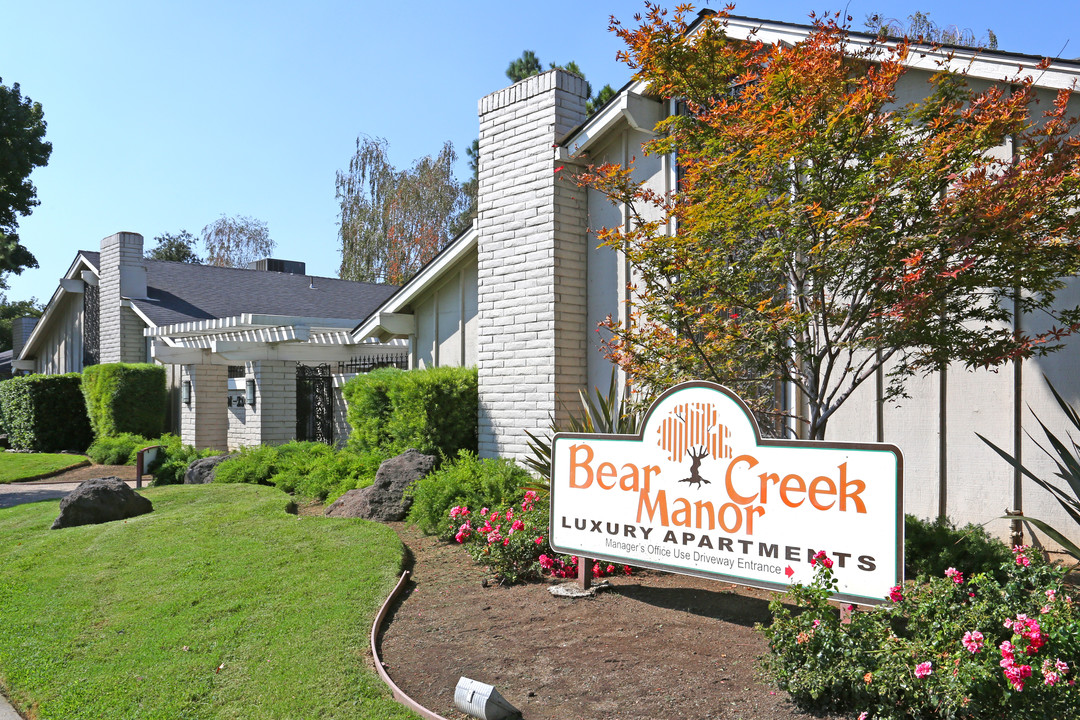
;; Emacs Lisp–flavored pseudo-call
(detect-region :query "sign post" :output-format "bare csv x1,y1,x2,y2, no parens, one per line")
549,381,903,605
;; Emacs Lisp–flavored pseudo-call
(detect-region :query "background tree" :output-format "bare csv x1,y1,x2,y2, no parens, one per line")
145,230,201,263
449,138,480,238
506,50,543,82
583,7,1080,440
337,137,466,284
505,50,615,115
201,215,274,268
865,11,998,49
0,295,43,352
0,78,51,277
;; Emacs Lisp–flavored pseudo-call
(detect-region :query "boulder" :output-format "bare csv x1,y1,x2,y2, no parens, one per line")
51,477,153,530
324,449,436,522
184,453,237,484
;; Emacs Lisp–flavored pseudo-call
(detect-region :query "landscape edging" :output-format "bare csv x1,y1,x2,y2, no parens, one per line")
370,569,453,720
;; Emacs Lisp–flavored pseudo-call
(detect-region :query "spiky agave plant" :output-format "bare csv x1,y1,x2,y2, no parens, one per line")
521,371,642,490
979,376,1080,564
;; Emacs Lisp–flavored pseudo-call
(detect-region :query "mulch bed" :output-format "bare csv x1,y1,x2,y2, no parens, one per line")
378,522,836,720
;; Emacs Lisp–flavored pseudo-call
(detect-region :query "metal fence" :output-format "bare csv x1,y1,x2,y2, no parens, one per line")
336,354,408,374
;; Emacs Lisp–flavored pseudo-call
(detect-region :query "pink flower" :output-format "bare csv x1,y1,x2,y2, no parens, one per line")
480,507,488,516
962,631,984,653
888,585,904,603
510,519,525,534
914,661,933,679
858,713,869,720
1013,544,1032,567
505,509,514,521
945,567,963,584
534,536,544,545
810,550,834,569
1042,659,1068,686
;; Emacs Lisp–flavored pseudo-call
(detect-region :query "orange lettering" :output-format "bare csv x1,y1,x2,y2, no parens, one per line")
637,489,668,526
569,444,593,489
779,474,805,507
725,454,759,504
597,462,617,490
839,463,867,513
809,476,837,510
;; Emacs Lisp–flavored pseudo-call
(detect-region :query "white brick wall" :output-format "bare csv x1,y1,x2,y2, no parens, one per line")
98,232,146,364
476,70,589,459
181,364,228,451
226,360,297,449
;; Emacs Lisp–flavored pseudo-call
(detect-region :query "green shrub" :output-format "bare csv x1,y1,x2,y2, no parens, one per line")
0,373,92,452
905,514,1012,582
343,366,477,459
150,433,220,486
212,442,387,501
213,445,282,486
407,451,530,539
81,363,167,438
762,546,1080,719
288,446,388,502
87,433,149,465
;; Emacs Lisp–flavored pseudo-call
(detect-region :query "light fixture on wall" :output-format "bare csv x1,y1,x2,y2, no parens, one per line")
182,380,191,405
245,379,256,406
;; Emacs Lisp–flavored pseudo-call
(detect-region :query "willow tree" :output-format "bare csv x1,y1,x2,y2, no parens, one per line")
202,215,274,268
336,137,466,285
582,5,1080,440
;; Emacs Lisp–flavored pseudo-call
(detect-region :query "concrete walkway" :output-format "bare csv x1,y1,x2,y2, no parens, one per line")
0,478,142,510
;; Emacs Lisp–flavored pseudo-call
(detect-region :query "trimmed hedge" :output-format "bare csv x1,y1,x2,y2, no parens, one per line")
0,374,93,452
82,363,167,439
343,366,477,459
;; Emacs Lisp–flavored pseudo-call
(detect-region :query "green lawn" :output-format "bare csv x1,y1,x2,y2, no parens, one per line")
0,452,89,483
0,484,418,719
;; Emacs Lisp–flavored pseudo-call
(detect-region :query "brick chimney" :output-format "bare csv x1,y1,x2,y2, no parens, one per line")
11,316,37,359
99,232,148,363
476,70,590,459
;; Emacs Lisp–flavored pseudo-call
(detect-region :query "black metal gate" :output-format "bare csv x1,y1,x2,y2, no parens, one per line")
296,364,333,444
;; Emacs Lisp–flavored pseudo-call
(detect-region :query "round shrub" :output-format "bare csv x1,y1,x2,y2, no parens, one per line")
905,514,1012,582
87,433,149,465
407,451,530,540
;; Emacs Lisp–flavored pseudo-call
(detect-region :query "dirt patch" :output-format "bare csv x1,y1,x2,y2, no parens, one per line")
379,522,834,720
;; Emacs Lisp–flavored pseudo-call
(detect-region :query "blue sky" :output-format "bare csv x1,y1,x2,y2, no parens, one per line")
2,0,1077,304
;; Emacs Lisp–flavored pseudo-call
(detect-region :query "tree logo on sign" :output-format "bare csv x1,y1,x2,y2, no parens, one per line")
656,402,732,488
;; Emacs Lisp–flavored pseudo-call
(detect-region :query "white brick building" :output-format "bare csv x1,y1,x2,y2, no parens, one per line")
17,232,402,450
355,13,1080,550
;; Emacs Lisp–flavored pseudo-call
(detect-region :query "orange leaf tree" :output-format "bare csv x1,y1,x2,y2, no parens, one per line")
581,4,1080,440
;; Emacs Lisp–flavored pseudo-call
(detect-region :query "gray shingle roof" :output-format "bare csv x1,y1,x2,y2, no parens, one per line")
129,260,397,328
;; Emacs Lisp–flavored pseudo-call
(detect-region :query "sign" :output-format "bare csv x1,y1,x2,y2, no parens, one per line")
549,382,903,604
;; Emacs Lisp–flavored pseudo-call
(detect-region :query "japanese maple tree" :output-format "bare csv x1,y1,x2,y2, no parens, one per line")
581,3,1080,439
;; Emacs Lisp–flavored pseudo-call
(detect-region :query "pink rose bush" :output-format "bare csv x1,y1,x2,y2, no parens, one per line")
763,544,1080,719
451,490,631,584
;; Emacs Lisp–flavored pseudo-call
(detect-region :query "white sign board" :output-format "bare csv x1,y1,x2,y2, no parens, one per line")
550,382,903,605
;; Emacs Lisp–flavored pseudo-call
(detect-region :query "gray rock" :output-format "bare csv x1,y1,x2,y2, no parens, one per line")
184,453,237,484
324,449,436,521
51,477,153,530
